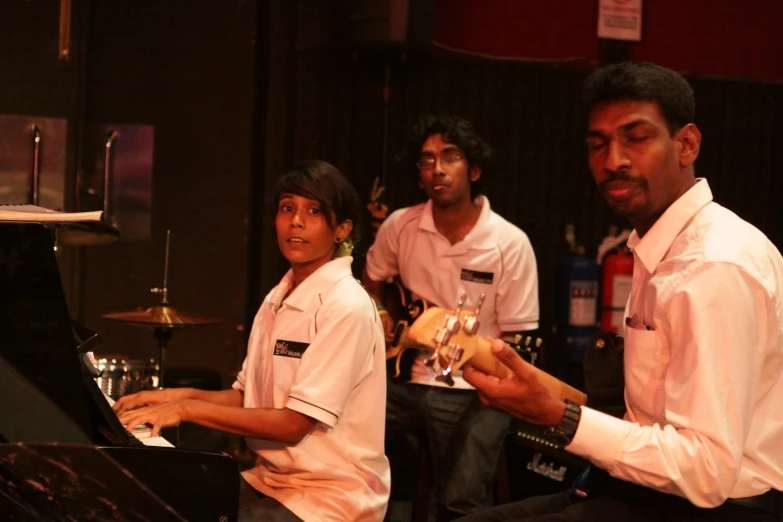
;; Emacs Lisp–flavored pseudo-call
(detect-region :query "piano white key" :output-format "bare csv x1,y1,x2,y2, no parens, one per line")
131,425,175,448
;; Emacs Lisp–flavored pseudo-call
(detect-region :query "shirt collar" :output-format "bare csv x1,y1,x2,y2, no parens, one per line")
627,178,713,273
418,195,496,249
270,256,354,311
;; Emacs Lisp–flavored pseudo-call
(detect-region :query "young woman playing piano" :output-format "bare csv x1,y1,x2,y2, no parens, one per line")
114,161,390,522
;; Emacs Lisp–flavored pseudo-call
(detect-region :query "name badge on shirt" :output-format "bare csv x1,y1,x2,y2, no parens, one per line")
273,339,310,359
460,268,494,285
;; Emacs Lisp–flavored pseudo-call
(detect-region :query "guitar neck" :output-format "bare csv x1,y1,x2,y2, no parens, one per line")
469,338,587,405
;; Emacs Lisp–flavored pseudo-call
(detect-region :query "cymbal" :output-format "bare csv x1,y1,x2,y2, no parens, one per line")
102,305,221,328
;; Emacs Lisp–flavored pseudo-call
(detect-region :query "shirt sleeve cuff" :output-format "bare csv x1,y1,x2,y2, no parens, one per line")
566,406,628,468
286,395,338,428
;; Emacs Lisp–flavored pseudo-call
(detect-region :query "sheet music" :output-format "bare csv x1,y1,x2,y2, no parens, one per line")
102,392,174,448
0,204,103,222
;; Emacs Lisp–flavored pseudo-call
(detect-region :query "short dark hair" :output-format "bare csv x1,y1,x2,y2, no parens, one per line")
275,160,363,245
405,115,493,199
582,62,695,135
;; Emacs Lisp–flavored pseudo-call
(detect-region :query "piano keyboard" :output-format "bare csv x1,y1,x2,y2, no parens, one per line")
129,424,175,447
103,393,174,448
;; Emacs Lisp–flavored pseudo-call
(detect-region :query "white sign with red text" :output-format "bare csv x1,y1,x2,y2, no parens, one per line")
598,0,642,41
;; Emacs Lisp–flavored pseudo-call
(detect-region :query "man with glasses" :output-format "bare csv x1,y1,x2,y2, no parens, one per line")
362,115,540,520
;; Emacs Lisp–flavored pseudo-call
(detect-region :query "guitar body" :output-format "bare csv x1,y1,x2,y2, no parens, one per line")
382,279,430,382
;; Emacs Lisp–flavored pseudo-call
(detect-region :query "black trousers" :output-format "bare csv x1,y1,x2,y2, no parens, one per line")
385,380,511,521
454,478,779,522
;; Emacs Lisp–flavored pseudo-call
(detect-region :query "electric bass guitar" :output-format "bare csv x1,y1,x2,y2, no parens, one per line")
382,280,432,382
383,281,551,389
406,298,587,405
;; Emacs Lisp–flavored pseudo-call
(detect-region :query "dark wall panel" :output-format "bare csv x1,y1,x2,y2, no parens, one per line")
0,0,90,305
693,78,783,243
79,1,257,383
266,41,783,374
0,0,85,118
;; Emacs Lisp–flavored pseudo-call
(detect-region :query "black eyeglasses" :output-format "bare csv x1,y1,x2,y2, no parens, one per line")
416,151,464,170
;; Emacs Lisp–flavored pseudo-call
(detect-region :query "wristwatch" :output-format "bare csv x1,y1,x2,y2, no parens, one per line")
545,400,581,448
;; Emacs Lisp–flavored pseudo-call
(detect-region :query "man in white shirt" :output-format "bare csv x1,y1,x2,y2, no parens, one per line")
362,115,539,520
457,62,783,522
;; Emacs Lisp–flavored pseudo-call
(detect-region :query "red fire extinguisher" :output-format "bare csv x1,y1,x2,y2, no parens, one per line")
597,227,634,333
600,248,634,333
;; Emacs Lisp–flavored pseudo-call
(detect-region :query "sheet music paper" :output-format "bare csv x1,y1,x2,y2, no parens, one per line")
0,204,102,222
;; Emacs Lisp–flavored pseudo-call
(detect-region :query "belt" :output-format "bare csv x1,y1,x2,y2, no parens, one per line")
727,489,783,516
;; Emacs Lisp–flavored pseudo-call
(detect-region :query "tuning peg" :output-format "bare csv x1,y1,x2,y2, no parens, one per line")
528,337,542,366
435,345,464,386
428,295,467,366
462,293,485,335
444,293,467,335
436,371,455,387
447,344,464,362
428,322,453,366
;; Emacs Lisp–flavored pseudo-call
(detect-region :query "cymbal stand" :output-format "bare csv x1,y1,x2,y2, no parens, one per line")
150,230,172,388
153,327,172,389
151,230,171,306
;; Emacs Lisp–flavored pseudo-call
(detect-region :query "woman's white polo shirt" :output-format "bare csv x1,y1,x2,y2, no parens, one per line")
234,256,390,521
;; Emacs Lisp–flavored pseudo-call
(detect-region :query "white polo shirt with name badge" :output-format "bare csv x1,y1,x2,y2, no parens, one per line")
366,196,539,388
234,256,390,522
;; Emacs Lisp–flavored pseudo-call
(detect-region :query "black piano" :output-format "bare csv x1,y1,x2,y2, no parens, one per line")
0,223,240,521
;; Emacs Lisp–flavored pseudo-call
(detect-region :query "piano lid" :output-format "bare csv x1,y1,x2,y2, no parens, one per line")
0,222,240,522
0,223,130,446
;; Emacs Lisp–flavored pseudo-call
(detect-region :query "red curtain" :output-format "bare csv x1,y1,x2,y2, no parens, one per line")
432,0,783,82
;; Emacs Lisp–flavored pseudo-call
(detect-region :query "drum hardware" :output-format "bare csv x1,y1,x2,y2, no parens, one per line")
102,230,220,388
94,354,129,399
94,355,160,399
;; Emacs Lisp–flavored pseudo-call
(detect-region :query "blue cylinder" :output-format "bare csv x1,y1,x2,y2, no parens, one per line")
556,254,599,362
